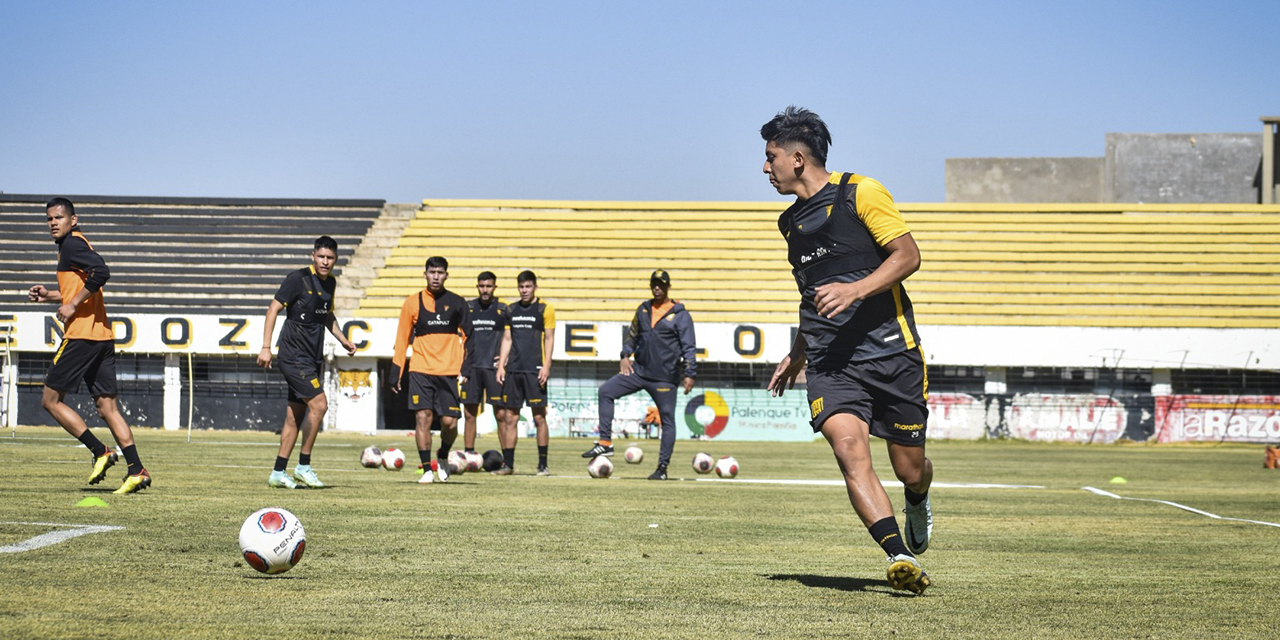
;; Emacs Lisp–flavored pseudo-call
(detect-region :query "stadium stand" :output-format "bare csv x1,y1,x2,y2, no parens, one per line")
0,194,384,316
359,199,1280,328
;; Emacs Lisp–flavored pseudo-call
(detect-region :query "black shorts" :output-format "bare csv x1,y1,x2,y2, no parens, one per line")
460,368,502,406
806,348,929,446
278,359,324,404
46,339,117,396
407,372,461,418
497,371,545,410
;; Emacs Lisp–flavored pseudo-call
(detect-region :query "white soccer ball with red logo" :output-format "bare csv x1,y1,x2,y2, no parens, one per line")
715,456,739,478
239,507,306,575
692,452,715,474
382,447,406,471
623,445,644,464
463,451,484,472
447,450,468,475
360,446,383,468
587,455,614,478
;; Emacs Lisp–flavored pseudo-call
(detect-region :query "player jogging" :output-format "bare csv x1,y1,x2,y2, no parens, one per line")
257,236,358,489
459,271,507,454
389,256,470,484
28,197,151,494
761,107,935,595
493,270,555,476
582,270,696,481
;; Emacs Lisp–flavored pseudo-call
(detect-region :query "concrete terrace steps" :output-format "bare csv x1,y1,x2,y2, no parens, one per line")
355,199,1280,328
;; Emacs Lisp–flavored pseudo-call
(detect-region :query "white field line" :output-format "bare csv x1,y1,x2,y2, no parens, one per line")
1082,486,1280,528
4,438,352,447
696,478,1045,489
0,522,125,553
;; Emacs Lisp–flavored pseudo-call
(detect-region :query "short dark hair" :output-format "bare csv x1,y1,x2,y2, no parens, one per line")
760,106,832,166
477,271,496,282
46,197,75,216
314,235,338,252
517,270,537,285
426,256,449,271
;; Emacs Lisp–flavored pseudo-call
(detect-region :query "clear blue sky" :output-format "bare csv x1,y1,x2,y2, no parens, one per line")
2,1,1276,203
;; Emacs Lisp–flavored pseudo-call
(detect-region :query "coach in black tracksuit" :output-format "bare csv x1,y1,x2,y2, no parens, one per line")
582,270,697,480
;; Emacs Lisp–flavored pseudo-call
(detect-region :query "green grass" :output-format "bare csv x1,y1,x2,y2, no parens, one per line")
2,427,1278,639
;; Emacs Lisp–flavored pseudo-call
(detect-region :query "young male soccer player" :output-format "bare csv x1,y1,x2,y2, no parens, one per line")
257,236,358,489
582,270,696,480
761,106,935,594
459,271,507,453
493,270,555,476
389,256,470,484
28,197,151,494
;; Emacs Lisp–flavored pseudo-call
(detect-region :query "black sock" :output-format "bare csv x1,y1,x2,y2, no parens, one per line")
868,516,912,559
274,456,288,473
121,444,142,475
76,430,107,457
538,445,548,467
465,448,476,453
436,445,451,461
502,447,515,469
418,449,432,466
298,453,311,467
904,486,928,506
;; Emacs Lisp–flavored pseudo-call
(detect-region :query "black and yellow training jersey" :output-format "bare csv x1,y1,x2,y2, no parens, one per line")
462,298,507,376
779,172,921,368
504,298,554,373
274,266,336,366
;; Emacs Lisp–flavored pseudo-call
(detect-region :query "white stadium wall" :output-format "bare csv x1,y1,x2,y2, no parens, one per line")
3,311,1279,443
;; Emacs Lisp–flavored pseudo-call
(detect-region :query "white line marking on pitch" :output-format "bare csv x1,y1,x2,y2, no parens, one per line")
0,522,125,553
698,478,1044,489
1082,487,1280,528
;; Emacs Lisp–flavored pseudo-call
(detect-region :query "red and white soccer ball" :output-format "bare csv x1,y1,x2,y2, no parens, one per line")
715,456,739,478
446,450,469,475
360,446,383,468
587,455,614,478
463,451,484,472
239,507,306,575
382,447,406,471
623,445,644,464
692,452,715,474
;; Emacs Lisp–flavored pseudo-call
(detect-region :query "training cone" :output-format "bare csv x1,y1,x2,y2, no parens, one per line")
75,497,109,508
1109,476,1128,484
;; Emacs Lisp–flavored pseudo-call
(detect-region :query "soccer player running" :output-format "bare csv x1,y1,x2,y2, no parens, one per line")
459,271,507,454
28,198,151,494
257,236,358,489
582,270,696,480
389,257,470,484
761,107,934,595
493,270,555,476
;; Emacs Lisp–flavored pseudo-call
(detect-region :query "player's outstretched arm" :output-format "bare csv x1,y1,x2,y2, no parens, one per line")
27,284,61,303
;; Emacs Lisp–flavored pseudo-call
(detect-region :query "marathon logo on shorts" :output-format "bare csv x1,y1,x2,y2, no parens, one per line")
810,397,824,419
894,422,924,431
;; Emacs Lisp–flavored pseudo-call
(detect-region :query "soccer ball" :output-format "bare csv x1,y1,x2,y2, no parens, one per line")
360,446,382,468
239,507,306,575
587,455,614,478
447,450,468,475
382,447,406,471
715,456,739,478
692,452,714,474
463,451,484,472
481,449,504,472
623,445,644,464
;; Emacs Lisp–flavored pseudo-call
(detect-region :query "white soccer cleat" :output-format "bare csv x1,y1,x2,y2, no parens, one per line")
903,495,933,555
417,466,434,484
268,470,298,489
435,461,450,483
292,465,325,488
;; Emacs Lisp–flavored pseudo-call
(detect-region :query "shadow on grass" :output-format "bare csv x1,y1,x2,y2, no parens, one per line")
763,574,887,593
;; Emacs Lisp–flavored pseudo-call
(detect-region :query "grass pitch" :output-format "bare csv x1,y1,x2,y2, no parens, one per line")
2,427,1278,639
